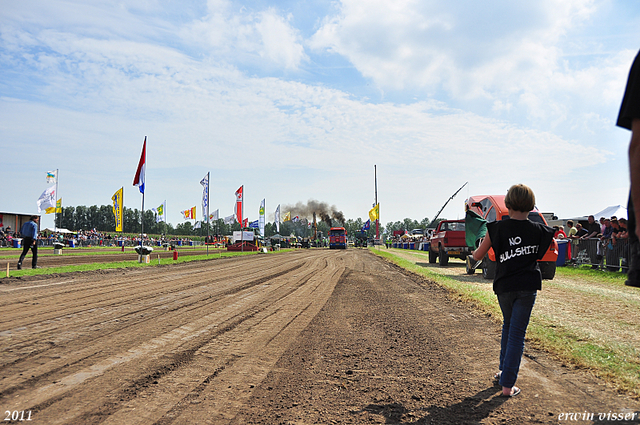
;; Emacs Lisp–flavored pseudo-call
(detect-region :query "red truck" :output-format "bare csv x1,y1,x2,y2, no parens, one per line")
428,220,471,266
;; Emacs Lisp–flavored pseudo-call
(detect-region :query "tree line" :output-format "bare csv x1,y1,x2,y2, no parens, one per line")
53,205,434,239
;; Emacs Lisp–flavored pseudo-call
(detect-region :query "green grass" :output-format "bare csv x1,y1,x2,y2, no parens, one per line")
371,247,640,398
1,249,292,279
555,264,628,283
0,246,214,260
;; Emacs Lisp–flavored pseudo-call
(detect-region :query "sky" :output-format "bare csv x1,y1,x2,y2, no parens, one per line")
1,0,639,230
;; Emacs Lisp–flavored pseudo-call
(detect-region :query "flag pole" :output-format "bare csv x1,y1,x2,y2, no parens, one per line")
141,191,144,247
374,165,379,241
140,137,147,247
241,185,244,254
206,172,210,256
54,169,59,231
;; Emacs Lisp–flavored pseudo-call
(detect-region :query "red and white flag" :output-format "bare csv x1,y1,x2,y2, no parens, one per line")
133,136,146,194
235,186,243,225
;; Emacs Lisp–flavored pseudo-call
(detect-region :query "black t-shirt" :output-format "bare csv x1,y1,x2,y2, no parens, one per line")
487,219,555,295
586,222,601,237
618,50,640,130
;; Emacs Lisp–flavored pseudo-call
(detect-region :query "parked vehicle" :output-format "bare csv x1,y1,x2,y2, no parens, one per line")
429,220,471,266
329,227,347,249
465,195,558,280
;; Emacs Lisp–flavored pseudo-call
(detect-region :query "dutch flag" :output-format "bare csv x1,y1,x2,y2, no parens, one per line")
133,136,146,194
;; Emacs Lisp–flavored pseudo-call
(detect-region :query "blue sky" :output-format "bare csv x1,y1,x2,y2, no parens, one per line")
1,0,639,230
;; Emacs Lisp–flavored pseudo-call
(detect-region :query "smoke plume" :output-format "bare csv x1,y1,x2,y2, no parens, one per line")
282,200,344,226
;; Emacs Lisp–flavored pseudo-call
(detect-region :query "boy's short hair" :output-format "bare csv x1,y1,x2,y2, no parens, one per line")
567,220,574,226
504,184,536,213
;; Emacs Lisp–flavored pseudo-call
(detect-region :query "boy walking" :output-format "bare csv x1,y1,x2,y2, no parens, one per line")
471,184,554,397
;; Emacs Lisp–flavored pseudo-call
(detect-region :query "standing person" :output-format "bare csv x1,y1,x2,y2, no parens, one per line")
618,49,640,287
471,184,554,397
17,216,40,270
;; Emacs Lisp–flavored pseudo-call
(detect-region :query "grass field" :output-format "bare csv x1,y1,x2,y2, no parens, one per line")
371,247,640,399
0,249,290,278
0,244,212,260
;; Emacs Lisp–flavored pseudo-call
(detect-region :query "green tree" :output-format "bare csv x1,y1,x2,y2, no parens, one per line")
123,207,138,233
175,221,193,234
57,206,75,230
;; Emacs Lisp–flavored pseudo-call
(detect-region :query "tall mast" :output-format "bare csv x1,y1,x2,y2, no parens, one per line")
206,172,210,256
375,165,379,240
54,169,59,231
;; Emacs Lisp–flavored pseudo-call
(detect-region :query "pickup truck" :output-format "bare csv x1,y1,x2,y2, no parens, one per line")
428,220,471,266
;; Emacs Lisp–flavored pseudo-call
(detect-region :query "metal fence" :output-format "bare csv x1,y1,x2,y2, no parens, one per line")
388,237,630,273
1,238,204,249
568,238,629,272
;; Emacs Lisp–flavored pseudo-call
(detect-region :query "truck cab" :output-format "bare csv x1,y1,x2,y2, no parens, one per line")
429,219,471,266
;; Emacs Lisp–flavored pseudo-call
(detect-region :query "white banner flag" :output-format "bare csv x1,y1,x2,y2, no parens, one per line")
200,174,209,222
259,199,265,237
275,204,280,233
37,186,56,213
153,201,167,223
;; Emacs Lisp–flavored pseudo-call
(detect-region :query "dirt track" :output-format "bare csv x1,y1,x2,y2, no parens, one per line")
1,249,638,424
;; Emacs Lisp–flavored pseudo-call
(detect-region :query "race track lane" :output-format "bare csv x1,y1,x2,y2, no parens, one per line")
0,250,348,424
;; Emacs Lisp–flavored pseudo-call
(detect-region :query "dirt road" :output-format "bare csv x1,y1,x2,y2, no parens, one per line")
1,249,638,424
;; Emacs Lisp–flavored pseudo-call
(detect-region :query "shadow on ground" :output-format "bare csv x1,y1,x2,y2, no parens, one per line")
361,387,507,424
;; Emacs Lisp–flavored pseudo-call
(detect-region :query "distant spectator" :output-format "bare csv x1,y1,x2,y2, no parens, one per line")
567,221,580,261
17,216,39,270
618,218,629,240
575,223,588,238
610,219,621,242
600,219,613,240
566,221,577,238
582,216,600,239
553,226,567,239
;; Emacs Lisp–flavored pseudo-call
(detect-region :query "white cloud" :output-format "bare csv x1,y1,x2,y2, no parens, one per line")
182,1,307,70
308,0,636,133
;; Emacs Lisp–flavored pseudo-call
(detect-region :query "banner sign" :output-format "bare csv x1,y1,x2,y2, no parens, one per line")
233,231,255,243
112,187,124,232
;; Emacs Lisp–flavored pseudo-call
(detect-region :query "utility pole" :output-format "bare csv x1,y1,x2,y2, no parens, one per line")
375,165,379,241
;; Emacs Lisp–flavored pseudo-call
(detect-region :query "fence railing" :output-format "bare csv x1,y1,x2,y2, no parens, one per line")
0,239,205,249
569,237,629,271
388,237,630,272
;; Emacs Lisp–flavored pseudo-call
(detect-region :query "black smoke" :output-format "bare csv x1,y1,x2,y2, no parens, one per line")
283,200,344,226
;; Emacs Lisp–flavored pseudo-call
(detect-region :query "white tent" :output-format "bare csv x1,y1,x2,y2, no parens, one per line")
44,227,73,233
592,205,628,220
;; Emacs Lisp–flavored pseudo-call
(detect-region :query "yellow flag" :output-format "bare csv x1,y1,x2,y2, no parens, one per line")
46,199,62,214
369,203,379,221
112,188,124,232
283,211,291,222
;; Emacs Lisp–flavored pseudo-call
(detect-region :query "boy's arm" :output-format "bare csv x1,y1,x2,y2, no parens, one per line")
471,232,492,262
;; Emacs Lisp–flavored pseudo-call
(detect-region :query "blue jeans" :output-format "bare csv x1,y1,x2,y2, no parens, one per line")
497,290,537,388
